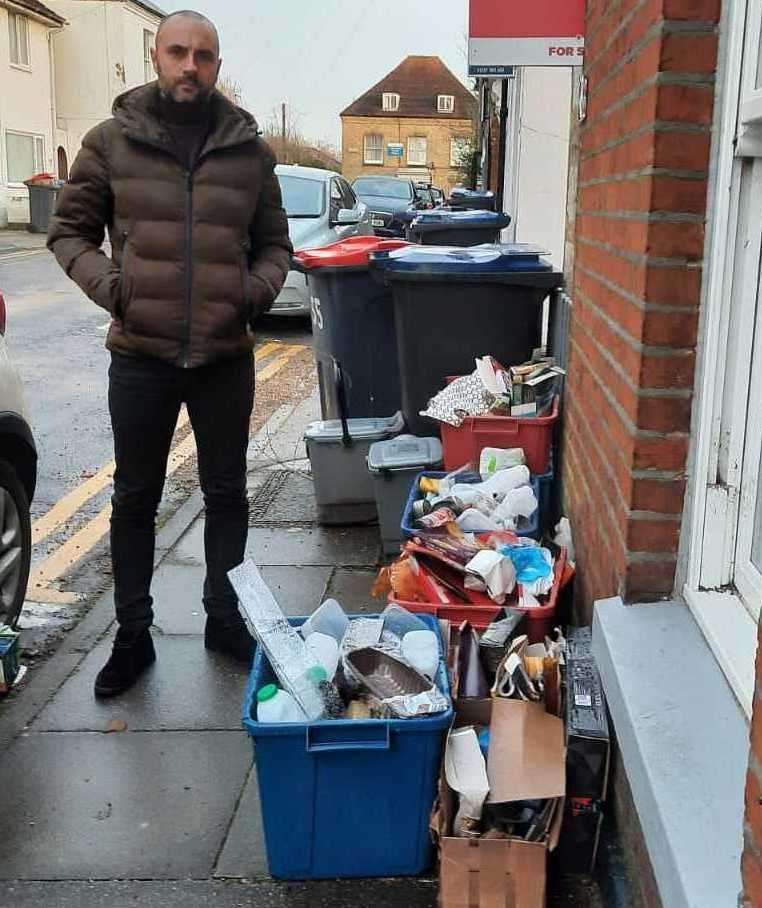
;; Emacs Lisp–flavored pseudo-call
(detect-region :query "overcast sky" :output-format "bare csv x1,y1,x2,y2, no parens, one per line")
162,0,470,149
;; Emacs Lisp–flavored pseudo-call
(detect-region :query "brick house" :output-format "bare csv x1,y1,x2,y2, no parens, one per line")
540,0,762,904
340,55,477,194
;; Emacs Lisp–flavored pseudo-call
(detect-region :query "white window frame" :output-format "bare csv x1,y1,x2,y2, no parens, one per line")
382,92,400,112
438,94,455,113
363,134,383,165
407,136,427,167
143,29,155,83
684,0,762,719
5,131,45,185
8,12,31,69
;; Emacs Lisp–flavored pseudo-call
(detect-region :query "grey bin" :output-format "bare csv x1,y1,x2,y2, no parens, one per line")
305,413,404,526
25,181,61,233
367,435,443,556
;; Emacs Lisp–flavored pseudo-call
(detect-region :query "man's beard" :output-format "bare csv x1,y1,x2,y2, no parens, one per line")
156,65,213,105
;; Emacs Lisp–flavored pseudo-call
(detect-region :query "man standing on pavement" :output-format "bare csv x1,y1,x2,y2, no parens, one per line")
48,10,292,696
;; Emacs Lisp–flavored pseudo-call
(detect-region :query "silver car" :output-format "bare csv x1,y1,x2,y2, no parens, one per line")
270,165,373,316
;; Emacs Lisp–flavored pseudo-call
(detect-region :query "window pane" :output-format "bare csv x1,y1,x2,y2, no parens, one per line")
6,133,35,183
276,174,324,218
408,137,427,165
144,30,154,82
34,136,44,172
751,443,762,572
19,15,29,66
364,134,383,163
9,14,18,64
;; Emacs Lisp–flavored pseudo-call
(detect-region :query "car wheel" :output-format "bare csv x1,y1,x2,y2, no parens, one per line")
0,459,31,629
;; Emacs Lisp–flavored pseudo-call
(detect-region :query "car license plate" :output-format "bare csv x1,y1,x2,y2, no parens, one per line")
371,217,386,227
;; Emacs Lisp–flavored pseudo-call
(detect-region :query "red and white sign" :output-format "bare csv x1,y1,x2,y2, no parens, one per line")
469,0,586,72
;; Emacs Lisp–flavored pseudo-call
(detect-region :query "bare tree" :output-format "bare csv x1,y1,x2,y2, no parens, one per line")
217,75,242,106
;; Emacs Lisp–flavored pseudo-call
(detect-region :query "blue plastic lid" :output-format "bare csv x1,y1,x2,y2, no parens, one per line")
412,209,508,227
370,243,553,275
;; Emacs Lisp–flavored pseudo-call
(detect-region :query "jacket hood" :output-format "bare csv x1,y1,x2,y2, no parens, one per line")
112,82,260,153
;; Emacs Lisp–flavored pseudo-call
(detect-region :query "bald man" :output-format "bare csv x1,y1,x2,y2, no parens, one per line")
48,10,293,696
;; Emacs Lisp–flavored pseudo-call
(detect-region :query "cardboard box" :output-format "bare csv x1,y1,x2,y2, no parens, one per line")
434,699,566,908
565,629,610,799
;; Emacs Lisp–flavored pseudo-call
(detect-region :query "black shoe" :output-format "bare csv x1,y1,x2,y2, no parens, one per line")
204,618,255,664
94,629,156,697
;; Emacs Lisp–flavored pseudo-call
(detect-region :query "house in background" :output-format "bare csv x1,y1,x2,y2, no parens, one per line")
0,0,65,226
46,0,164,180
340,56,476,194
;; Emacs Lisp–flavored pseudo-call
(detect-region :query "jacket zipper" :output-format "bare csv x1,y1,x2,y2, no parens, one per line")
182,170,194,368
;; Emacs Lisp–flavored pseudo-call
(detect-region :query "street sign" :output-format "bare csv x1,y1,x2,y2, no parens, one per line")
387,143,404,157
468,0,585,72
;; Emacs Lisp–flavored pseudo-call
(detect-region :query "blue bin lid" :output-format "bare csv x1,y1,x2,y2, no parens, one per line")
411,209,510,229
370,243,554,275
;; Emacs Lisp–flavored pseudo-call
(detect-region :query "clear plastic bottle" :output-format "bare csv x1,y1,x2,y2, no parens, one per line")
306,666,344,719
256,684,305,723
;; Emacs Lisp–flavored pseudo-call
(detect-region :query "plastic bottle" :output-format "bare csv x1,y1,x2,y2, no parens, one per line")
306,666,344,719
256,684,304,723
304,632,339,679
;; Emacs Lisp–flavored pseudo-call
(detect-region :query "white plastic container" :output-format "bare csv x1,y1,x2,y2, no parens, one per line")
300,598,349,643
256,685,305,723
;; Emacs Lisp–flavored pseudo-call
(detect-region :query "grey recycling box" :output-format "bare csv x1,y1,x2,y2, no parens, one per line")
367,435,443,555
305,413,404,525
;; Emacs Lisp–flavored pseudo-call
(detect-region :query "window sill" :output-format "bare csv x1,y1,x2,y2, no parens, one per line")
9,63,32,73
593,596,746,908
362,161,384,166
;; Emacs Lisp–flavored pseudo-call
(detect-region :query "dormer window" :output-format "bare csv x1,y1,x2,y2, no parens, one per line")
382,92,400,112
437,94,455,113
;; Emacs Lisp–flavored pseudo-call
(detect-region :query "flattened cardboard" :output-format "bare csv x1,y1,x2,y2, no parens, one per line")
487,699,566,805
440,838,546,908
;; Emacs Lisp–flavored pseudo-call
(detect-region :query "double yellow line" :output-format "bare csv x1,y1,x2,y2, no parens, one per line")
26,341,306,605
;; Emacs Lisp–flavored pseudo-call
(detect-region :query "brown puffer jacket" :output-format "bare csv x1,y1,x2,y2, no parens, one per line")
48,83,293,368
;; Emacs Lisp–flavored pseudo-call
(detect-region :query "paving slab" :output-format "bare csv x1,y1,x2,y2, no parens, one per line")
1,879,438,907
325,569,380,614
170,522,381,568
259,566,331,616
33,636,250,732
151,562,208,634
0,731,251,880
214,769,269,879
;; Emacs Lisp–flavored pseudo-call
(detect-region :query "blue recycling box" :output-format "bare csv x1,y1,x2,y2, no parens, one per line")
242,613,452,880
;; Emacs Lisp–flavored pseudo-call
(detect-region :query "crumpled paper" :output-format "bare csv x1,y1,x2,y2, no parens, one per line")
465,549,517,604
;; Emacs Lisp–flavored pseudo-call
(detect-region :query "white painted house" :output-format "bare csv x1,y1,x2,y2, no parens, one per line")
46,0,163,178
0,0,64,226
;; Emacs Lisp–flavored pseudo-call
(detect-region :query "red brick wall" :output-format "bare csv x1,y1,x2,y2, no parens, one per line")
563,0,720,609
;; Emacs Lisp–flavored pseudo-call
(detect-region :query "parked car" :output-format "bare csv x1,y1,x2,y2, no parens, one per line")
269,165,373,317
351,176,423,238
0,292,36,628
414,184,436,210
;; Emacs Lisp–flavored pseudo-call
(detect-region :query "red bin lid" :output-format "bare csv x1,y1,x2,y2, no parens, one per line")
294,236,410,270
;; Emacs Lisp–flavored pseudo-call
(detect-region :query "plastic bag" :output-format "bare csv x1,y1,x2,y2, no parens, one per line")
479,447,526,478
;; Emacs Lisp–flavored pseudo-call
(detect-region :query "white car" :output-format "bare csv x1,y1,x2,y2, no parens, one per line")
0,292,35,628
269,165,373,317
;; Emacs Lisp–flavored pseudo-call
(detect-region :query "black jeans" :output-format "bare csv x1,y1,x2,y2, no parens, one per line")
108,352,254,640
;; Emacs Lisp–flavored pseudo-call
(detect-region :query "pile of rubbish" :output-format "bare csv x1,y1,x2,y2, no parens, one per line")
229,560,450,722
421,354,564,426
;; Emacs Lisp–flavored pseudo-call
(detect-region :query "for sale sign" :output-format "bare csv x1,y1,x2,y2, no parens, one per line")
469,0,585,73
